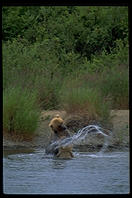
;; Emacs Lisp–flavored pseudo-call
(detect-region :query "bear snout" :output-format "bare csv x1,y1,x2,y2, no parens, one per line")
58,124,67,131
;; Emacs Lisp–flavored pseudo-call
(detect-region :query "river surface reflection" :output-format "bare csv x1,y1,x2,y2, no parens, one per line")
3,149,130,194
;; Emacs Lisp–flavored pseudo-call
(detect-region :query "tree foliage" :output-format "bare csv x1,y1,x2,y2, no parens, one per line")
2,6,128,60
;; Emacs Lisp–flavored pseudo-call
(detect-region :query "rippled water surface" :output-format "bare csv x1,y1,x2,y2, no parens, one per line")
3,149,129,194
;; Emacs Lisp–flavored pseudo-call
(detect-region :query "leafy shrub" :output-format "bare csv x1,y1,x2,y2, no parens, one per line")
2,6,128,59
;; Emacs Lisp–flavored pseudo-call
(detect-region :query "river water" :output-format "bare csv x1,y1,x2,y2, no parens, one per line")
3,149,129,194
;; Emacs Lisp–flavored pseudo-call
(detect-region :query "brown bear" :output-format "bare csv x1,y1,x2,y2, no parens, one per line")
46,114,74,159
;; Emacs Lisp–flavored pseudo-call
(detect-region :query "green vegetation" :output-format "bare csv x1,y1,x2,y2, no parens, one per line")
2,6,129,140
60,86,110,122
3,87,40,140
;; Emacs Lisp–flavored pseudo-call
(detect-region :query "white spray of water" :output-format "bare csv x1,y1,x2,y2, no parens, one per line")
47,125,112,152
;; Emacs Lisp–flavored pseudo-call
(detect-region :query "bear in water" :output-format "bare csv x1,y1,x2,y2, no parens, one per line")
45,114,74,159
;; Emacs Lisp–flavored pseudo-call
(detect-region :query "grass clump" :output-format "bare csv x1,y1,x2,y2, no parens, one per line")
3,87,40,141
99,67,129,109
60,85,111,122
36,76,61,110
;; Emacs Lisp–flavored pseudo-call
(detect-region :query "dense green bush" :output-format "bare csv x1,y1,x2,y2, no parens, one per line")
2,6,128,59
3,87,40,140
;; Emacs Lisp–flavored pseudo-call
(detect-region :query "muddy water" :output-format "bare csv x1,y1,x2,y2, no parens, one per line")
3,149,129,194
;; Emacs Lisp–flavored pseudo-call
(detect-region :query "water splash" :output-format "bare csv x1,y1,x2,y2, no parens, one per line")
46,125,112,153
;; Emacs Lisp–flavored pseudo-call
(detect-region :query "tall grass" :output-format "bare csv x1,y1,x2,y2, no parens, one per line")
35,75,62,110
3,40,62,110
77,66,129,110
99,67,129,109
3,86,40,140
60,84,111,122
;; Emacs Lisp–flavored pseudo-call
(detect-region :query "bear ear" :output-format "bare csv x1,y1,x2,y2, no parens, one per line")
49,123,52,128
55,114,60,118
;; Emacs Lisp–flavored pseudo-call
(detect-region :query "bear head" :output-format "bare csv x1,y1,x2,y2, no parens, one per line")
49,114,67,135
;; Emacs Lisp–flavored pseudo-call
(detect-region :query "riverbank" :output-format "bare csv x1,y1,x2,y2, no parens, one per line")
3,110,129,151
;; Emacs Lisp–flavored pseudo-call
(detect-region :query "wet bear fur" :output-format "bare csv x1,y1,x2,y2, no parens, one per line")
46,114,74,159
